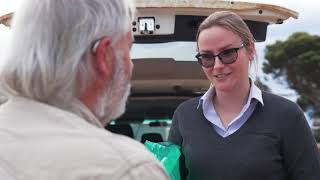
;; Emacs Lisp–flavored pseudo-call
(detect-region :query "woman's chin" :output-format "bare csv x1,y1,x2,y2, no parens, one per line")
214,83,234,93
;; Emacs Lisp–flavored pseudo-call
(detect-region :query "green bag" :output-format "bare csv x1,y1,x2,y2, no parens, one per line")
145,141,181,180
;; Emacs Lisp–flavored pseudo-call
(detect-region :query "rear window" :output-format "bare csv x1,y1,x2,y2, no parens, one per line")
131,42,197,61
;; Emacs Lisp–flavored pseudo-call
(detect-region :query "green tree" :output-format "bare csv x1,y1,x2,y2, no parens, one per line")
263,32,320,116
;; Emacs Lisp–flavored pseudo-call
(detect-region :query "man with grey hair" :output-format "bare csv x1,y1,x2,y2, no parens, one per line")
0,0,169,179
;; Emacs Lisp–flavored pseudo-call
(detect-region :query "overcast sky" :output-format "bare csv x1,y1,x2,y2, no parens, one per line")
1,0,320,100
252,0,320,99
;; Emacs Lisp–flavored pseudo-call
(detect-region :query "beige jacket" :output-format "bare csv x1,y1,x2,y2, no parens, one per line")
0,97,169,180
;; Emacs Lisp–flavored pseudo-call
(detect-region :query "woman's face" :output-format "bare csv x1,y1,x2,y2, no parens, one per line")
197,26,253,93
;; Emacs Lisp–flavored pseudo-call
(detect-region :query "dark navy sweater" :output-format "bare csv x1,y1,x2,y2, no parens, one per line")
169,92,320,180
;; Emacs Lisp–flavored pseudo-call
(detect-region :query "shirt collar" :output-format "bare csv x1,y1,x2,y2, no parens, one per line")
198,78,264,110
71,99,104,128
250,79,264,106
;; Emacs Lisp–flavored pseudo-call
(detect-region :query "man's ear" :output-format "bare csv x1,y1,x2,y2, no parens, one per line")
79,37,116,112
93,37,115,82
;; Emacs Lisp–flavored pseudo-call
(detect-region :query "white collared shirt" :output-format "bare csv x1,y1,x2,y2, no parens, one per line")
199,79,264,137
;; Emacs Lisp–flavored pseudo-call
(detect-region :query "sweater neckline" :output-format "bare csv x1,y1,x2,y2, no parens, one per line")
199,101,263,141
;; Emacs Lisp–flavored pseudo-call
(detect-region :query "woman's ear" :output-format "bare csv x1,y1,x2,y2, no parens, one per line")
246,42,256,62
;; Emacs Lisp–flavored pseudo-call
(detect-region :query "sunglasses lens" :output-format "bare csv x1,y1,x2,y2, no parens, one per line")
197,54,214,67
220,49,238,64
196,45,243,68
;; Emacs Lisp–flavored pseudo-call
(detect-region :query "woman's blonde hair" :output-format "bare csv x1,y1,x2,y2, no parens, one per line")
196,11,258,75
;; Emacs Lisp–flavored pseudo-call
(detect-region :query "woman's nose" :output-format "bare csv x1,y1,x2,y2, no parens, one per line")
214,56,225,69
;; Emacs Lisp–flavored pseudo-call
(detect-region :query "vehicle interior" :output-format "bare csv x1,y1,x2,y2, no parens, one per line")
106,58,209,142
104,0,298,143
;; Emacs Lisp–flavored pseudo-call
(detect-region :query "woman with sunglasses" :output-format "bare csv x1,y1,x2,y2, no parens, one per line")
169,11,320,180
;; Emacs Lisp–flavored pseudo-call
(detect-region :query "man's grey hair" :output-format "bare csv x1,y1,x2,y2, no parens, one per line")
0,0,135,111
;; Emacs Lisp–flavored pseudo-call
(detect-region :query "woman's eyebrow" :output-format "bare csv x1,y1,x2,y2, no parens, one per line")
199,43,235,54
217,43,235,52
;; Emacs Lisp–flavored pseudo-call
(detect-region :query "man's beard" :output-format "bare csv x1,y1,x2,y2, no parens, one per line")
94,50,131,126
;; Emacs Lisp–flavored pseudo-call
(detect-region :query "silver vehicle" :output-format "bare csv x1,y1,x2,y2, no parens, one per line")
0,0,298,143
106,0,298,143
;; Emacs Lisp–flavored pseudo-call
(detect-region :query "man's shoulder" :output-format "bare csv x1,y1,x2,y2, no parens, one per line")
102,132,156,161
88,131,169,179
0,98,168,179
0,121,167,179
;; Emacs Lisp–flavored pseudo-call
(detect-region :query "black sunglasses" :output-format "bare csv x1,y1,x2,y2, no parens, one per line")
196,44,245,68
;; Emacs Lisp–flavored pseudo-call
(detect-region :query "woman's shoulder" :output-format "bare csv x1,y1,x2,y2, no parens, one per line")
261,91,304,118
262,91,299,109
175,96,201,112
